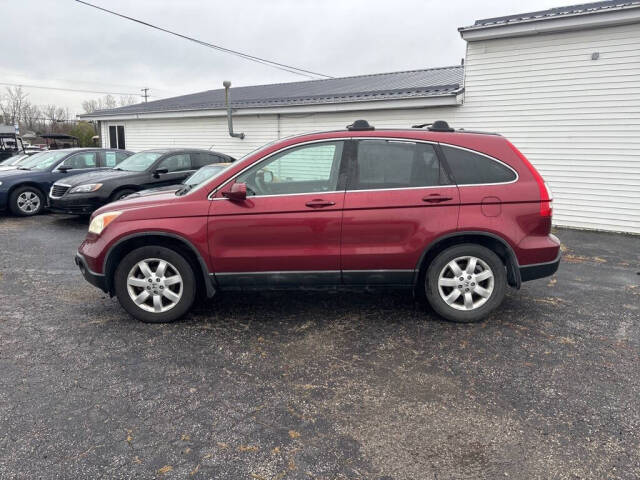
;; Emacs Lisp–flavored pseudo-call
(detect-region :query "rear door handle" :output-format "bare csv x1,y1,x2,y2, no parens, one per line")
422,194,453,203
305,199,336,208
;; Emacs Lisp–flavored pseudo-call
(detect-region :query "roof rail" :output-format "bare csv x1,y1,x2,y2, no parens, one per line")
347,120,375,131
411,120,455,132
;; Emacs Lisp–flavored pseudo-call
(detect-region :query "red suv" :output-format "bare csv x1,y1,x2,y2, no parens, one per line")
76,120,560,323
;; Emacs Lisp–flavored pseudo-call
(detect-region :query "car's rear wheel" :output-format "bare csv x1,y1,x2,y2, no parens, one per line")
9,186,44,216
114,246,196,323
425,244,506,323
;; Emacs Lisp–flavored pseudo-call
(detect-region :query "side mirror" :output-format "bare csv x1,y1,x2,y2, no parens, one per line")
153,168,169,177
58,165,72,173
222,182,247,201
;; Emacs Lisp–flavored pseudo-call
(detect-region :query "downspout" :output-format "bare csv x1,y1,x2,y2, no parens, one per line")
223,80,245,139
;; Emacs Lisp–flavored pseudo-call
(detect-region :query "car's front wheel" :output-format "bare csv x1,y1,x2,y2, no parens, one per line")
9,186,45,216
425,244,506,323
110,189,136,202
114,246,196,323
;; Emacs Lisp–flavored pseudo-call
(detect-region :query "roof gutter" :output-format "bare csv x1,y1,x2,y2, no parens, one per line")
459,4,640,41
77,91,463,121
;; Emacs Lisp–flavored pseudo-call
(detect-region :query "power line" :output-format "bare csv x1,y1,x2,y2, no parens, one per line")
0,82,154,97
0,70,177,96
75,0,333,80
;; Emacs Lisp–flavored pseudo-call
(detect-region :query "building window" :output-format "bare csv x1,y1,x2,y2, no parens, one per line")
108,125,126,150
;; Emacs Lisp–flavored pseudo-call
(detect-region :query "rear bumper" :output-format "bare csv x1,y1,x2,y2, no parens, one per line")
75,252,108,293
519,251,561,282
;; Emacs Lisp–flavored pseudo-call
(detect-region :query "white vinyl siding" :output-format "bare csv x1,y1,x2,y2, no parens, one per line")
101,116,280,159
454,22,640,234
99,105,459,169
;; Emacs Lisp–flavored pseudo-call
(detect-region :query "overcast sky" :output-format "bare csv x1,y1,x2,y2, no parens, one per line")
3,0,571,116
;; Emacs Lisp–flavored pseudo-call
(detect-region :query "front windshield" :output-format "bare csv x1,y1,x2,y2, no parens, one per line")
185,164,230,186
19,151,68,170
1,154,28,166
116,151,163,172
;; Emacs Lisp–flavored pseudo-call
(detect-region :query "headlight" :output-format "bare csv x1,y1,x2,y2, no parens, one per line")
88,211,122,235
0,181,3,186
70,183,103,193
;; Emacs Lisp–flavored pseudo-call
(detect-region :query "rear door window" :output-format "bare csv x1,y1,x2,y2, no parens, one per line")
157,153,192,172
61,152,98,169
441,145,517,185
350,140,448,190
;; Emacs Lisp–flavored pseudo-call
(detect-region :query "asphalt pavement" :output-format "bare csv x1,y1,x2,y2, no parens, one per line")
0,213,638,479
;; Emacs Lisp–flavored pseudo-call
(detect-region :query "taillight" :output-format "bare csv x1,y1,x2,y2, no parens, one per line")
507,141,552,217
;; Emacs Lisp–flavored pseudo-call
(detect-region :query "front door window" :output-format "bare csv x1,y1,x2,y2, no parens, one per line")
236,141,344,196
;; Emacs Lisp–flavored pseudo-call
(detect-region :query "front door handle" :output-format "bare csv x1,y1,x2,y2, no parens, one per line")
422,194,453,203
305,199,336,208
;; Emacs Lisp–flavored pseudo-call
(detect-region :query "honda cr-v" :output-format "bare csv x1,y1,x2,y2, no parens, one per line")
76,121,560,323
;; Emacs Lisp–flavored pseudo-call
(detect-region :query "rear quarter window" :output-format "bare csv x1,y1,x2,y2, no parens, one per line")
192,152,224,168
441,145,516,185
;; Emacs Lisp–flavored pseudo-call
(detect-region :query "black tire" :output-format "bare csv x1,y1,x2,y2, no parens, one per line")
110,189,136,202
425,243,506,323
9,186,45,216
114,246,196,323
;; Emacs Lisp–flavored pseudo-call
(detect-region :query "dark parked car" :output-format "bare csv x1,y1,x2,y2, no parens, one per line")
49,149,234,215
0,148,132,216
125,162,232,199
76,120,560,324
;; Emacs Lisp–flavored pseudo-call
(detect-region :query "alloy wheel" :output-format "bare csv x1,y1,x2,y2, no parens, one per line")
126,258,183,313
17,191,41,214
437,256,495,311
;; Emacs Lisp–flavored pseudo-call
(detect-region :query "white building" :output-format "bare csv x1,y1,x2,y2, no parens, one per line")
81,1,640,234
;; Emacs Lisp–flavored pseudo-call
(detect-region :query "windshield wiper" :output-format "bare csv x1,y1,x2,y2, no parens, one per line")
18,167,31,170
113,167,122,171
175,184,195,196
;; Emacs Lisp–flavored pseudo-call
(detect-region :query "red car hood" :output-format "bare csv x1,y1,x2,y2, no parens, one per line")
92,191,209,221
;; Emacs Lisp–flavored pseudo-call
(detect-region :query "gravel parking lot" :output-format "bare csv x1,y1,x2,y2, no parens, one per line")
0,213,638,479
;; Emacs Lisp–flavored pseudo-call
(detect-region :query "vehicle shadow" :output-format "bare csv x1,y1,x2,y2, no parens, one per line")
47,213,90,227
186,289,448,330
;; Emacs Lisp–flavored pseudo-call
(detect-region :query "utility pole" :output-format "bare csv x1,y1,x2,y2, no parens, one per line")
141,87,149,102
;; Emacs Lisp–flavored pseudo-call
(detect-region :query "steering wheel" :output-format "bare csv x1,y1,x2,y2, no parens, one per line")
254,170,273,195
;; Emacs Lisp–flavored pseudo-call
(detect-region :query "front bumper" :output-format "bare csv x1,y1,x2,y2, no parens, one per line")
50,194,105,215
75,252,108,293
519,251,561,282
0,190,8,211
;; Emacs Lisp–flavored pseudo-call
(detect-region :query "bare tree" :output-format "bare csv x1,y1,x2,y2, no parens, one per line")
0,86,29,125
81,99,99,114
21,103,42,132
119,95,138,107
40,105,69,132
82,94,120,114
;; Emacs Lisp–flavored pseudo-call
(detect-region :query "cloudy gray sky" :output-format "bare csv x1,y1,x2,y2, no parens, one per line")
3,0,571,115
